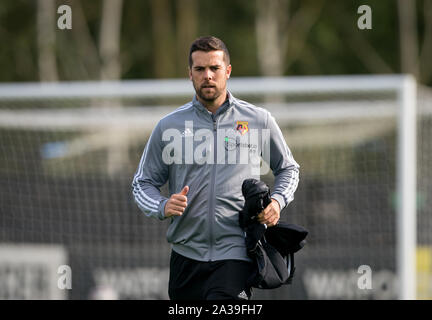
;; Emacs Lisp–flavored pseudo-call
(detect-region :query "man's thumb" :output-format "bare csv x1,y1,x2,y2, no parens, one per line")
180,186,189,196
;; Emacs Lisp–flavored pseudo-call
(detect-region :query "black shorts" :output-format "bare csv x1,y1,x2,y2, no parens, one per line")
168,250,255,300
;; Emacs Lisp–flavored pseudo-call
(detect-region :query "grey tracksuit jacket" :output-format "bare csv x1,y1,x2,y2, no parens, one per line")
132,91,300,262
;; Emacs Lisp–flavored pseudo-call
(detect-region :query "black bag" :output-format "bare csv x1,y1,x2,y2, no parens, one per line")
239,178,308,289
247,223,307,289
248,237,291,289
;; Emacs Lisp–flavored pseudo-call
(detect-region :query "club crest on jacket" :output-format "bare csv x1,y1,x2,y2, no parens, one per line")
236,121,249,135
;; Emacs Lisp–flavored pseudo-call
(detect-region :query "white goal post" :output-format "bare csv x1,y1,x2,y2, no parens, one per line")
0,75,418,300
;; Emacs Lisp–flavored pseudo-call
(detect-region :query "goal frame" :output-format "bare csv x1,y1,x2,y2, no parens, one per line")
0,74,417,299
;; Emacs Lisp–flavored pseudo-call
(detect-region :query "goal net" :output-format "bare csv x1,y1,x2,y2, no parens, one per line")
0,75,430,299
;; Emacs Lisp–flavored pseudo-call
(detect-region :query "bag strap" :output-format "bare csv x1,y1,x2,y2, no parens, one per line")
286,252,296,284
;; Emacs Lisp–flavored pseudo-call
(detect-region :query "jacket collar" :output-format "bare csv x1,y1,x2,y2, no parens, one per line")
192,90,235,117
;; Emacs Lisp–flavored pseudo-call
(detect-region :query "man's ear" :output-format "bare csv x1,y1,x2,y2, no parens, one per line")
226,64,232,79
188,67,193,80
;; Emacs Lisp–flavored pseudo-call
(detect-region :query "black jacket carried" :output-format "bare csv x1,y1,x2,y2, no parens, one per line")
239,179,308,289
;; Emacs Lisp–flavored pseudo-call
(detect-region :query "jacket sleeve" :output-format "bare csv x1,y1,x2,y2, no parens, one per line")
266,111,300,211
132,121,169,220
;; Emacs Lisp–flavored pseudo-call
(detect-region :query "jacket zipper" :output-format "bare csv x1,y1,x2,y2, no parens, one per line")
207,115,218,261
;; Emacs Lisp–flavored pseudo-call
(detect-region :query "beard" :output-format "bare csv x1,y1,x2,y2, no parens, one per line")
193,81,223,102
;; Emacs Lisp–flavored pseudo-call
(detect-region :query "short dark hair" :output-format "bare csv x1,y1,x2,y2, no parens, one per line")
189,36,230,67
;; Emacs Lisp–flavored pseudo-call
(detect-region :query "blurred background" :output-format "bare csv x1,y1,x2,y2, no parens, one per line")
0,0,431,299
2,0,432,83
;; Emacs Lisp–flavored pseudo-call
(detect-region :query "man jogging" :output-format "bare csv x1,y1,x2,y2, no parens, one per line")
132,36,300,300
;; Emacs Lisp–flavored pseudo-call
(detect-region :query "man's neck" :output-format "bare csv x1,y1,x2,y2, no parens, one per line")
197,91,228,114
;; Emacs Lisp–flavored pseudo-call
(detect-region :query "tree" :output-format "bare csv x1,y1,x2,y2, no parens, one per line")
254,0,324,77
99,0,123,81
150,0,176,78
397,0,419,78
175,0,198,76
419,0,432,84
99,0,127,176
37,0,58,81
255,0,289,77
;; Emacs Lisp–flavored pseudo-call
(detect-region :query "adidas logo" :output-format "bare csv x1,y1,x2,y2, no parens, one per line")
237,290,249,300
181,128,194,137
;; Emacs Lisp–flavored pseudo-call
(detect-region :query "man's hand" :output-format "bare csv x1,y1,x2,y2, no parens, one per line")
257,199,280,227
164,186,189,218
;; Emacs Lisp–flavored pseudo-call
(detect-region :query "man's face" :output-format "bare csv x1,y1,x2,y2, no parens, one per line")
189,50,232,103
